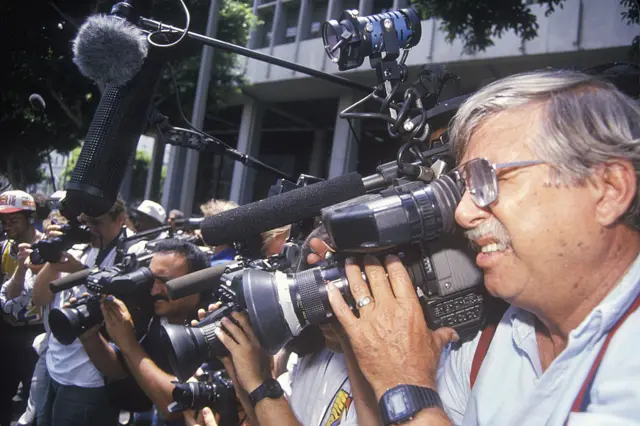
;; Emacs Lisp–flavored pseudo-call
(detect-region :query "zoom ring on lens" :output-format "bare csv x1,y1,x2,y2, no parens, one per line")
297,269,327,324
430,175,462,234
202,323,219,353
411,187,439,242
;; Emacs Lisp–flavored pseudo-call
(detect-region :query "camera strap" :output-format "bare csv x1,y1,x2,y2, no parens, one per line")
468,293,640,418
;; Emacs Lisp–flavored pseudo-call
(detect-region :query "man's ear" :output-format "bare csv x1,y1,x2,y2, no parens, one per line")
591,159,637,227
117,212,127,228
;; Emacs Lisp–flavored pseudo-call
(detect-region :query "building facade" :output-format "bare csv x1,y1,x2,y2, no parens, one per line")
162,0,636,214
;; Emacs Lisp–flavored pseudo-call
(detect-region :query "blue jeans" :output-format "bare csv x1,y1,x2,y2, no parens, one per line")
37,376,119,426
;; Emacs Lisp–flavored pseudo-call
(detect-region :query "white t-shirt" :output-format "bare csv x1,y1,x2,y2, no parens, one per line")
279,348,358,426
46,245,117,388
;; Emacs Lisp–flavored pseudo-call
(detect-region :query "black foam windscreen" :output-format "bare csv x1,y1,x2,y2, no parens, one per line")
64,46,167,217
166,262,232,300
200,172,366,246
49,268,93,293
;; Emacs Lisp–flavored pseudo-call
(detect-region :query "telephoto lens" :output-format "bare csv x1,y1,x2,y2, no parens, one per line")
168,370,235,414
161,302,239,382
48,295,103,344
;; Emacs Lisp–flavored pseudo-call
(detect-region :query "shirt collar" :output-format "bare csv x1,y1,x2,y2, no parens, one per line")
571,252,640,339
507,252,640,343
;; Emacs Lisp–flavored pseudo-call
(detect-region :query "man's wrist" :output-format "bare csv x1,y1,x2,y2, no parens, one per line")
373,379,437,400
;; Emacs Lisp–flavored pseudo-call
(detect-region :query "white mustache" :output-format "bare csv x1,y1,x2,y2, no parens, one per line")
464,217,512,247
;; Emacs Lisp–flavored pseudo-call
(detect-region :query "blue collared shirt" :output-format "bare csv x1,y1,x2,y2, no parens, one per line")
210,247,236,267
437,253,640,426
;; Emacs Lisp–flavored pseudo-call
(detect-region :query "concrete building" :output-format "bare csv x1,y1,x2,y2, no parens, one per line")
162,0,637,213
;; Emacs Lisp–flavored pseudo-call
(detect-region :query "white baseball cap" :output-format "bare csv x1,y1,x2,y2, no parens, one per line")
0,190,36,214
135,200,166,225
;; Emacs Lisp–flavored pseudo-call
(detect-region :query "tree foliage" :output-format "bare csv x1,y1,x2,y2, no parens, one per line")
411,0,639,55
0,0,257,190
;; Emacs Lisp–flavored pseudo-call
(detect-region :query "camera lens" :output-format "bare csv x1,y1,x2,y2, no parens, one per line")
160,306,232,382
49,297,102,345
243,265,350,354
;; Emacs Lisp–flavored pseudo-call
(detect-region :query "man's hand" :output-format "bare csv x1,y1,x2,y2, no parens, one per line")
214,312,273,394
101,296,137,352
49,252,85,274
45,224,64,239
16,243,32,271
184,407,218,426
327,255,459,399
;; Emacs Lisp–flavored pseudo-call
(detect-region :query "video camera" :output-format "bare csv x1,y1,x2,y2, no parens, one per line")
158,8,492,381
30,222,93,265
48,253,155,344
168,367,237,425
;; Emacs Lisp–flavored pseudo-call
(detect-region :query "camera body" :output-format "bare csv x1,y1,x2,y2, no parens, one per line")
169,368,239,425
30,223,93,264
169,368,235,413
48,257,154,345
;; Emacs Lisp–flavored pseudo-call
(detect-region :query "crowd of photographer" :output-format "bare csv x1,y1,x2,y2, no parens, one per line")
2,67,640,426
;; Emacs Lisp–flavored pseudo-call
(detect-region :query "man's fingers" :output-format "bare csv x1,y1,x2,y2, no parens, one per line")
384,255,418,302
326,281,357,330
344,258,374,314
213,326,239,354
363,255,395,302
432,327,460,349
231,311,260,347
306,253,323,265
201,407,218,426
197,309,207,321
220,317,249,346
208,303,220,312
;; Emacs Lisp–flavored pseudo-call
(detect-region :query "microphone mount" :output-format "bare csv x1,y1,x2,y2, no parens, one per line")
137,17,372,94
155,111,296,182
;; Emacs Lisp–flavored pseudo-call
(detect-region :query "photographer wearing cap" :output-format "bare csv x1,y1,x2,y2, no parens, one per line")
78,239,217,426
32,198,130,426
133,199,167,234
326,70,640,425
0,190,44,426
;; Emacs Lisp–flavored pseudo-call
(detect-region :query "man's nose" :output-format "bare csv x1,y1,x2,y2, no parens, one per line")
454,190,491,229
150,281,167,296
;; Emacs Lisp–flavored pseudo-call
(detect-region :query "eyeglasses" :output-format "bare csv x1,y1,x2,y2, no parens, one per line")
456,158,547,207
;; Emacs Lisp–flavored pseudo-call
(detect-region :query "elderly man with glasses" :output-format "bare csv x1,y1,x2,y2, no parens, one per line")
326,70,640,426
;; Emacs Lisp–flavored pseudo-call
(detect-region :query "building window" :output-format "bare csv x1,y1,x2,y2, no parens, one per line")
283,3,300,44
256,9,274,48
309,1,328,39
373,0,392,14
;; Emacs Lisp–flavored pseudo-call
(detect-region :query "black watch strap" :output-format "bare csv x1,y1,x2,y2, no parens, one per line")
379,385,443,425
249,379,284,407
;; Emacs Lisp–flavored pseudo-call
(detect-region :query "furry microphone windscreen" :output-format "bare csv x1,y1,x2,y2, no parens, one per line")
72,14,149,86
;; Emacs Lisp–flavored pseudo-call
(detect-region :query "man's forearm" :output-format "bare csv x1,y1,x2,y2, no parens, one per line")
254,396,302,426
5,267,27,299
120,340,181,419
343,346,383,426
404,407,452,426
32,263,57,307
81,333,128,381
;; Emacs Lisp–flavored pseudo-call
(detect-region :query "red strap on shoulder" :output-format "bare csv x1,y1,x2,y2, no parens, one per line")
470,322,498,389
569,292,640,415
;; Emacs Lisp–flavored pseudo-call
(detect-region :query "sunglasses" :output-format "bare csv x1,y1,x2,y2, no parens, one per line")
455,158,547,207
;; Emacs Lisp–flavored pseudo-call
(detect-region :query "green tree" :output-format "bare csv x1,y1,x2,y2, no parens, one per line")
130,150,151,203
411,0,639,55
0,0,258,190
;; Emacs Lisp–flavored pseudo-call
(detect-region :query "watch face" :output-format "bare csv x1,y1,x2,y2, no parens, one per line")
386,388,413,420
265,380,283,397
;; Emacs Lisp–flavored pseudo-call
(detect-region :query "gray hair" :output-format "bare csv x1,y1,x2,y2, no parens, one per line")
449,69,640,230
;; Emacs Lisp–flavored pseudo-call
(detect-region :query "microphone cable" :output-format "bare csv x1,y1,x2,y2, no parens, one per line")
147,0,191,48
